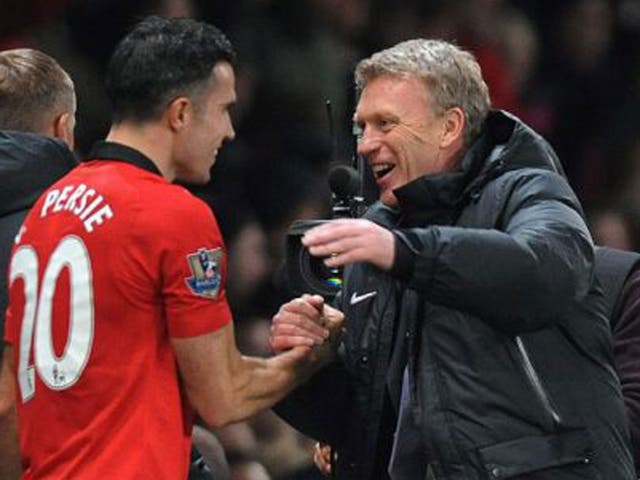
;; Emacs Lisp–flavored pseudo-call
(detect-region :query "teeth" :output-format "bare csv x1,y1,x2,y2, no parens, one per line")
372,164,391,173
372,163,394,179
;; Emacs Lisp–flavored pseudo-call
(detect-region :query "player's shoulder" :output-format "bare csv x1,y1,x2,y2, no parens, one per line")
152,183,211,217
138,183,219,234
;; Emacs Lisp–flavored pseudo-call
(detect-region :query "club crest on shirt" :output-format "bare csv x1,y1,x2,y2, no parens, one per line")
185,247,222,299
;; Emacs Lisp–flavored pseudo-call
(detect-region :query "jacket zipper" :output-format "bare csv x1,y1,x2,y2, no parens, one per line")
515,336,562,428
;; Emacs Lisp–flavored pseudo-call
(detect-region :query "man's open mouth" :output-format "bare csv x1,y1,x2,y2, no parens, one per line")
372,163,394,180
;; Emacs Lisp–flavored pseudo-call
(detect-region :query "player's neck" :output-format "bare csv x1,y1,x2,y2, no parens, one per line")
106,122,175,181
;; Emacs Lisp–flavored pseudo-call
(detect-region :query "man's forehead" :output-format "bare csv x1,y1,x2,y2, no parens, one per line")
354,76,429,119
210,62,236,101
211,62,235,85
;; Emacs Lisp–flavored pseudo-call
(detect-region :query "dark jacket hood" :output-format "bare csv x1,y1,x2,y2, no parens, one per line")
0,130,77,217
393,110,566,226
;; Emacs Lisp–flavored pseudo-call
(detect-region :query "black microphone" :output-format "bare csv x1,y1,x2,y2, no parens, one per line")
328,164,366,219
329,164,360,199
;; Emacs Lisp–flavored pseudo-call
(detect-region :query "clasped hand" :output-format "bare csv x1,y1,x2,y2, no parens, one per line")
270,294,343,362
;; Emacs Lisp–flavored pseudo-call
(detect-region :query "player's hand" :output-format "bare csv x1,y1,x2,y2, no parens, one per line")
270,294,329,353
302,218,395,270
313,442,332,476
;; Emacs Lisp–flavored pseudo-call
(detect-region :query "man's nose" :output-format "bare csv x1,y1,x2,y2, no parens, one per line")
356,133,378,157
226,123,236,142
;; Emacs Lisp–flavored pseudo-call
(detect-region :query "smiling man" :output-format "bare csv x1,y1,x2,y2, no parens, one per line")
270,39,635,479
0,16,341,480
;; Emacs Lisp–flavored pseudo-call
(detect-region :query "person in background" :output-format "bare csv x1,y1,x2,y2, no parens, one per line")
0,48,77,353
270,38,635,479
594,246,640,471
0,47,78,479
0,16,340,480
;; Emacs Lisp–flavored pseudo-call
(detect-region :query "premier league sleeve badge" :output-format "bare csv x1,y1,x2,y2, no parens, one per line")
185,247,223,299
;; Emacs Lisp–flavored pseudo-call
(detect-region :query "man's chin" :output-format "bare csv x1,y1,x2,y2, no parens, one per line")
175,171,210,185
380,192,399,207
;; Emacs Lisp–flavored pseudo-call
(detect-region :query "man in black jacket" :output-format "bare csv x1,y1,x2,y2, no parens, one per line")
0,47,78,479
270,39,635,479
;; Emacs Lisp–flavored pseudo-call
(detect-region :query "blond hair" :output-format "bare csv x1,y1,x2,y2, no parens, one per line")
0,48,75,133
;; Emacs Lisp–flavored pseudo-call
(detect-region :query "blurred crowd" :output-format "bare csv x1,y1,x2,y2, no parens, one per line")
3,0,640,478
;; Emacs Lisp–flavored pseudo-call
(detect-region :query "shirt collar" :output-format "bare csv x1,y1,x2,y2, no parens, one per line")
86,141,162,177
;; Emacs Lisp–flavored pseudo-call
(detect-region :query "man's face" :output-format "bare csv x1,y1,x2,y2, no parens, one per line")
176,61,236,184
353,74,447,206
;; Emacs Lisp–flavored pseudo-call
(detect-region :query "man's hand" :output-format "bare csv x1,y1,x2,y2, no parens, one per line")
302,218,395,270
313,442,332,476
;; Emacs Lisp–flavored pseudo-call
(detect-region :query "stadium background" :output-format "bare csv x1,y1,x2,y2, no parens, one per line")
3,0,640,478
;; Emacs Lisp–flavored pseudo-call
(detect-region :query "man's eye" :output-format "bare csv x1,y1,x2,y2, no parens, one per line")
378,119,395,130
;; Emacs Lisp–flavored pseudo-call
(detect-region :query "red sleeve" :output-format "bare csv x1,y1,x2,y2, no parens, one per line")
157,193,233,338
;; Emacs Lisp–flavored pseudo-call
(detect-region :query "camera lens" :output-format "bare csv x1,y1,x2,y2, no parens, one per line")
298,245,343,297
285,219,344,298
309,255,343,289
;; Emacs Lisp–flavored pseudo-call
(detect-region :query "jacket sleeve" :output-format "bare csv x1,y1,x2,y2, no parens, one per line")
393,170,594,333
272,360,350,446
611,268,640,468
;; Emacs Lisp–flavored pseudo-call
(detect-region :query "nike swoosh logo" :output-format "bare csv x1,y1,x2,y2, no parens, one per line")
350,291,377,305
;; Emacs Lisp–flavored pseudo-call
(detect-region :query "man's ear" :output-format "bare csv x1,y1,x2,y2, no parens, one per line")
166,97,192,132
440,107,465,149
52,112,75,151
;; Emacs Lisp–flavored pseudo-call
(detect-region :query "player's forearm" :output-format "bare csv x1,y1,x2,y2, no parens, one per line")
225,353,312,423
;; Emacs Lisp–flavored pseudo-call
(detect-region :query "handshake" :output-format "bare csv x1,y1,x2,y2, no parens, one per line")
269,293,344,365
270,217,395,367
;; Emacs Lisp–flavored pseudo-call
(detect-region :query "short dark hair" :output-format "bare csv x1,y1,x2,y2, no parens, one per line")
0,48,75,132
105,16,236,123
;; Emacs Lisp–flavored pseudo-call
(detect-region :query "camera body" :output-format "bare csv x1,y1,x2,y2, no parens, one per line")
285,165,366,299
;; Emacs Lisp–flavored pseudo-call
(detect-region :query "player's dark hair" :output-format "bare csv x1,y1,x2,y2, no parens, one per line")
105,16,236,123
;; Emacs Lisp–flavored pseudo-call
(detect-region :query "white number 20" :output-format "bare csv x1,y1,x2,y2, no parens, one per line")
10,235,94,403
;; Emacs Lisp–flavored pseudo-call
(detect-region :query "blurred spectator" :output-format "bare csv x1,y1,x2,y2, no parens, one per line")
231,461,272,480
191,425,231,480
588,202,640,252
542,0,623,205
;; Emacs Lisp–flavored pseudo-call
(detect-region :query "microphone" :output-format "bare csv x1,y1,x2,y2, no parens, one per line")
328,164,360,199
328,165,362,219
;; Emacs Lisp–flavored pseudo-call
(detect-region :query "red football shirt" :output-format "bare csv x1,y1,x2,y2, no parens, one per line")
4,148,232,479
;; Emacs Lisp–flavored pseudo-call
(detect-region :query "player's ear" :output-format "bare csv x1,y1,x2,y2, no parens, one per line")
167,97,192,132
53,111,75,151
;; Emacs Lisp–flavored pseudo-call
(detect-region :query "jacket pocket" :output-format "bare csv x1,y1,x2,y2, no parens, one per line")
477,429,596,479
